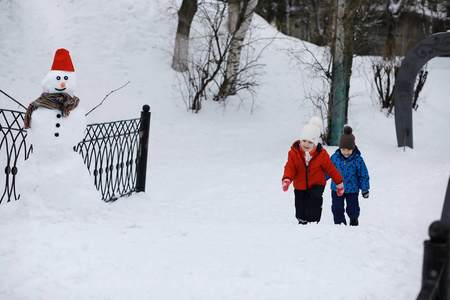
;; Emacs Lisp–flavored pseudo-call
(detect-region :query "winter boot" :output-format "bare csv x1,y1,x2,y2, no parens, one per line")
297,218,308,225
350,219,359,226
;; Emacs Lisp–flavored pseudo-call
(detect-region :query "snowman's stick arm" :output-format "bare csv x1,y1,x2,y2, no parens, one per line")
0,90,27,110
85,81,130,116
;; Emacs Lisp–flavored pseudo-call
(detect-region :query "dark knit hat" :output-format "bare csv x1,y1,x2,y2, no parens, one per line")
339,126,356,150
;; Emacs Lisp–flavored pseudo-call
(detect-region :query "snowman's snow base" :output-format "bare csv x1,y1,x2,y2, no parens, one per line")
18,106,104,220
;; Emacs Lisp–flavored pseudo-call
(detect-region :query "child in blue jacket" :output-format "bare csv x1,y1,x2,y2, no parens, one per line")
329,126,370,226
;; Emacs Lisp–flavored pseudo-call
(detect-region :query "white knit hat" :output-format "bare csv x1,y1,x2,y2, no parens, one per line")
300,116,322,145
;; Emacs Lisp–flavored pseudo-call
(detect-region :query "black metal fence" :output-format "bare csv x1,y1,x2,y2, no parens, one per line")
0,108,33,203
417,177,450,300
0,105,150,203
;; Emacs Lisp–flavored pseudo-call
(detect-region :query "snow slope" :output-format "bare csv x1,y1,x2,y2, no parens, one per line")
1,0,449,299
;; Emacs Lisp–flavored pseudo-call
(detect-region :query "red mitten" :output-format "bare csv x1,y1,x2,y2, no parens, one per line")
282,179,291,192
336,182,344,196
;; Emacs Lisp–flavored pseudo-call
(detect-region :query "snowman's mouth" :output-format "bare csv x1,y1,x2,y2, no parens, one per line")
55,88,66,91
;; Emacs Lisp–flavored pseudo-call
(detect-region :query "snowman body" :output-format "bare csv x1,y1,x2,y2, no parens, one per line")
20,107,102,220
26,105,86,152
19,49,102,220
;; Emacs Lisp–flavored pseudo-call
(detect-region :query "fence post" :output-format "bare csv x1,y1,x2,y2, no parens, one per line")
417,177,450,300
417,221,450,300
440,177,450,300
136,104,151,193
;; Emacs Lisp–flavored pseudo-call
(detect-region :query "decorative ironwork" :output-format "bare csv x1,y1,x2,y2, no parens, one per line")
75,105,150,201
0,109,33,203
0,105,150,203
75,117,141,202
395,32,450,149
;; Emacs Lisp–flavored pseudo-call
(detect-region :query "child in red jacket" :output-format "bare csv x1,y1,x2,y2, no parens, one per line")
282,117,344,224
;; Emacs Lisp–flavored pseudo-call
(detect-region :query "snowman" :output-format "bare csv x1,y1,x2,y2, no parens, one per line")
19,48,102,220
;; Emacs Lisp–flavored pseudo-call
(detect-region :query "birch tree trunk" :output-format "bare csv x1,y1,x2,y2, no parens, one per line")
327,0,357,145
217,0,258,101
172,0,198,73
328,0,346,145
284,0,290,35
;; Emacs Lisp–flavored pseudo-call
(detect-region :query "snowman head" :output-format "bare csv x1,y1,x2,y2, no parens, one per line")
42,49,77,96
42,70,77,96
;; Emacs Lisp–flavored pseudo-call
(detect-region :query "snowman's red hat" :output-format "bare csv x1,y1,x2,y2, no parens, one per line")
51,48,75,72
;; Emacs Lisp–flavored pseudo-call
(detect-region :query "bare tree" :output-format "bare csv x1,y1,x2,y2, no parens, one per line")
174,2,229,112
371,0,429,114
324,0,359,145
172,0,198,72
287,0,359,145
216,0,259,101
173,0,269,113
372,57,427,115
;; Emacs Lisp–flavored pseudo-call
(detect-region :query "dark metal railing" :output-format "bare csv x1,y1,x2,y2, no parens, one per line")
0,105,150,203
75,105,151,201
417,177,450,300
0,108,33,203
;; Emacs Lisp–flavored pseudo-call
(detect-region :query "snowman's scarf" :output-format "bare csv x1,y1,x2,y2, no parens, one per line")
24,93,80,129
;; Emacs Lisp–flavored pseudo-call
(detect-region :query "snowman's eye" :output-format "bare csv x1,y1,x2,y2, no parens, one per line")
64,76,69,80
56,76,61,80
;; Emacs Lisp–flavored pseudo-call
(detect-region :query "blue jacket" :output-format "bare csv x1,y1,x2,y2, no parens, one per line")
329,146,370,193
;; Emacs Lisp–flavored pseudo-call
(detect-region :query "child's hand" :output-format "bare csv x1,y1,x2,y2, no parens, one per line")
362,190,369,198
282,179,291,192
336,182,344,196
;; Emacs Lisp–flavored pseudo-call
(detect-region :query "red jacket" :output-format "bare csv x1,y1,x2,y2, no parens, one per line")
283,141,343,190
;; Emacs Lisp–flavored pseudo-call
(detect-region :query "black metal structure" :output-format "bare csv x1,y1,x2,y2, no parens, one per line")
0,109,33,203
417,177,450,300
75,105,151,201
0,105,150,203
394,32,450,149
136,104,150,193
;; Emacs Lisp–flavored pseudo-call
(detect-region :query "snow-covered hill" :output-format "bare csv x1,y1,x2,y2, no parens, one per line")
1,0,449,299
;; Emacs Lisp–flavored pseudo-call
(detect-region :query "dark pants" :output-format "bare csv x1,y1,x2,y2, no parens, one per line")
331,191,360,225
294,185,325,223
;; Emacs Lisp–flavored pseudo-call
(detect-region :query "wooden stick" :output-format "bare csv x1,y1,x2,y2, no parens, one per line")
0,90,27,110
85,81,130,116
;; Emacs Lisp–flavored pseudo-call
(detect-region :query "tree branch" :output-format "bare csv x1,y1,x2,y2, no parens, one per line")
0,90,27,110
85,81,130,116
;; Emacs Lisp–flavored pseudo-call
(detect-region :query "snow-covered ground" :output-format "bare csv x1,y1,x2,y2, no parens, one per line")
1,0,449,299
